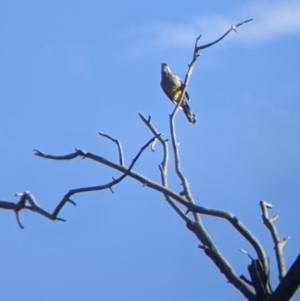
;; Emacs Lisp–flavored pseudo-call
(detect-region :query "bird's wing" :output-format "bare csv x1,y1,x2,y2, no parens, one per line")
179,79,189,101
161,81,176,103
171,72,190,101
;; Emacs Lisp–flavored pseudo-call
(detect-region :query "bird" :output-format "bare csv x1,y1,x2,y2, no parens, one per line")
160,63,196,124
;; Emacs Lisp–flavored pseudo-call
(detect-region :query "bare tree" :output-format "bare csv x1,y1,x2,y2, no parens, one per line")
1,19,299,301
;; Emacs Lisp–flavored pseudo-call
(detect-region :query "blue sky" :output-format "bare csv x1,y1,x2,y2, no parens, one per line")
1,1,299,300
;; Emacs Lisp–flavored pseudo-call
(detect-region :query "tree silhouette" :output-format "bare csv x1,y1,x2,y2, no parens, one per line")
1,19,299,301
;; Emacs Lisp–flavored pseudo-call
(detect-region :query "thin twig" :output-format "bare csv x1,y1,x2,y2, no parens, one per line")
99,131,124,166
197,19,253,51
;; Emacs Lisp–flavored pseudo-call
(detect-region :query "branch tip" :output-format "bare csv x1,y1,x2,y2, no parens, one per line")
196,18,253,52
280,237,290,246
68,199,76,206
151,138,158,152
270,215,279,223
15,212,24,229
261,200,273,209
34,149,44,157
240,248,254,260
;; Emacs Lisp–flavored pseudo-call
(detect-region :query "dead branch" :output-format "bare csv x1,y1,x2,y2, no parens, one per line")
188,220,256,301
169,18,253,206
196,18,253,51
260,200,289,281
33,129,268,300
171,18,253,122
138,111,270,291
0,192,65,229
186,203,269,276
2,134,158,228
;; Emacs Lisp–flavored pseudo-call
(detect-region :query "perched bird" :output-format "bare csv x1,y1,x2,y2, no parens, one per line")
160,63,196,124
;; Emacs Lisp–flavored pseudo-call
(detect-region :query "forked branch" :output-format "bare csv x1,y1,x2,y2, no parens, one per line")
2,134,159,228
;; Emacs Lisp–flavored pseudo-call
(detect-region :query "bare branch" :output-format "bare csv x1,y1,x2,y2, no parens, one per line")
34,149,79,160
260,200,288,281
21,138,282,297
0,192,66,229
168,19,253,204
35,148,194,208
2,134,159,227
187,220,256,301
167,51,256,298
196,18,253,51
186,203,269,278
99,131,124,166
50,133,161,219
185,201,270,300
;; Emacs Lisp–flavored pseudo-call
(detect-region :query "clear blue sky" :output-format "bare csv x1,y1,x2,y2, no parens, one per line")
1,1,299,300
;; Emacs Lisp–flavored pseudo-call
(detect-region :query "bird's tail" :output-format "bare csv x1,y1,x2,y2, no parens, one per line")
182,103,196,124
